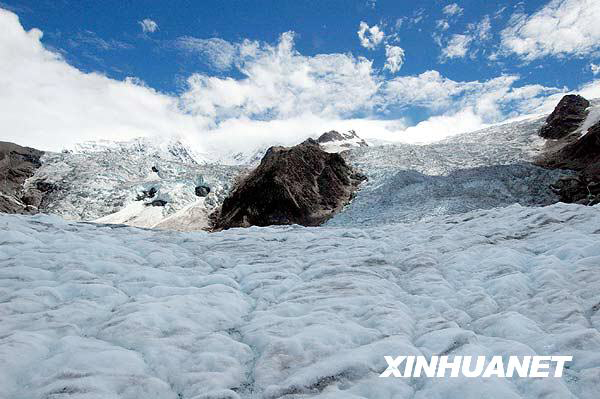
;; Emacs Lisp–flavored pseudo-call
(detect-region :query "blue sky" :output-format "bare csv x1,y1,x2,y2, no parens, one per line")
2,0,600,154
8,0,596,92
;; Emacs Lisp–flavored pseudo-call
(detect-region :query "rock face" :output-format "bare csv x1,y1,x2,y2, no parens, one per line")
541,119,600,173
195,185,211,197
0,141,44,213
212,139,366,230
538,108,600,205
538,94,590,139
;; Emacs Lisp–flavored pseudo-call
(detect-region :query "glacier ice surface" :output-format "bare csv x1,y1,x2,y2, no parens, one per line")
1,202,600,398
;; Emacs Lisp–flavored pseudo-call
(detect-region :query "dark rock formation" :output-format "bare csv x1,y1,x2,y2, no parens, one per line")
549,175,600,205
136,187,157,201
539,119,600,174
148,199,167,207
539,94,590,139
537,113,600,205
195,185,211,197
0,141,44,213
151,166,159,173
212,139,366,230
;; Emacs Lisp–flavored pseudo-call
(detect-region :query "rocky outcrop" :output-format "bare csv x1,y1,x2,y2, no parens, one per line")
0,141,44,213
540,119,600,173
538,94,590,139
212,139,366,230
549,175,600,206
537,96,600,205
195,185,211,197
136,187,157,201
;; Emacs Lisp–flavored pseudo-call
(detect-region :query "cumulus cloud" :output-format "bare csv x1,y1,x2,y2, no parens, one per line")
591,63,600,75
438,15,492,60
500,0,600,60
384,45,405,73
182,31,379,121
440,34,472,59
139,18,158,33
0,8,592,156
0,9,199,151
357,21,384,49
443,3,463,16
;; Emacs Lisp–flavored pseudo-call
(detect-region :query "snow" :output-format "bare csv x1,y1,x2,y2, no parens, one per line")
318,130,369,154
2,202,600,398
329,115,570,226
26,137,246,230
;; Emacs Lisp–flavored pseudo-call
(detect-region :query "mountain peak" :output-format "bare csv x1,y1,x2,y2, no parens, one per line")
315,129,368,153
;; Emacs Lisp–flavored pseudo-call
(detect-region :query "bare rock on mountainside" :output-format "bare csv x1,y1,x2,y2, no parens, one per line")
540,119,600,174
0,141,44,213
538,94,590,139
212,138,366,230
537,95,600,205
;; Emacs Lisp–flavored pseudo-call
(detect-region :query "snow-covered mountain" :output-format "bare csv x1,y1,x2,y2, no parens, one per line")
316,129,369,153
17,117,572,231
14,130,372,230
204,130,369,166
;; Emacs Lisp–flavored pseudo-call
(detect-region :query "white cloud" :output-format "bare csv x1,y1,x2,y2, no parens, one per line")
139,18,158,33
441,34,472,59
384,45,405,74
443,3,463,16
410,9,427,25
472,15,492,41
175,37,238,70
181,31,379,121
436,19,450,31
357,21,384,49
0,9,199,151
68,30,132,51
500,0,600,60
591,63,600,75
379,71,564,121
438,15,492,60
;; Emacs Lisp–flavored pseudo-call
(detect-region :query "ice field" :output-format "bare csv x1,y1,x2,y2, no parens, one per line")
2,202,600,398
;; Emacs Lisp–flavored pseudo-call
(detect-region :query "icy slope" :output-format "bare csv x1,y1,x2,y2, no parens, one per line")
27,138,246,230
329,116,569,226
1,203,600,399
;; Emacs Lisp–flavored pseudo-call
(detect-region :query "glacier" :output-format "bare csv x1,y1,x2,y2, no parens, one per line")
2,202,600,399
26,137,246,230
328,115,568,226
4,106,600,398
22,115,570,231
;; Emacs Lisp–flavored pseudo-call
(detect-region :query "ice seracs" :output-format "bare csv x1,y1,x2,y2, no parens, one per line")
24,137,246,231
